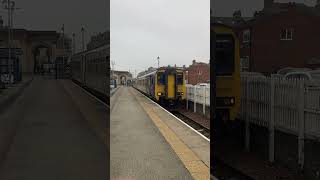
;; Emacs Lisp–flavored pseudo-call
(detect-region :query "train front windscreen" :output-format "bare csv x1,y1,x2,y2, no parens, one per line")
215,35,235,76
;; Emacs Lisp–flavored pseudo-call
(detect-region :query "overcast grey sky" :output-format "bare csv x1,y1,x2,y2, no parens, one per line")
111,0,210,76
211,0,316,17
0,0,108,53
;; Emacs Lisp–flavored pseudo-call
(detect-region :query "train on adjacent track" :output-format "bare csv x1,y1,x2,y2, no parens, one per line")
133,67,186,108
211,22,241,121
70,45,110,105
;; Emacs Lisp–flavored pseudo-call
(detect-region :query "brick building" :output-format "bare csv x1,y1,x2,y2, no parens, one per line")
186,60,210,85
87,31,109,51
237,0,320,74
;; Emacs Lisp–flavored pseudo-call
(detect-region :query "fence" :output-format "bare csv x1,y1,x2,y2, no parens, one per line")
240,76,320,168
186,84,210,115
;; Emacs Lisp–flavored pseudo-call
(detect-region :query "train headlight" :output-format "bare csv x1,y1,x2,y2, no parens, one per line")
224,99,230,105
221,97,235,106
230,98,235,104
157,92,162,96
181,92,184,95
218,97,235,106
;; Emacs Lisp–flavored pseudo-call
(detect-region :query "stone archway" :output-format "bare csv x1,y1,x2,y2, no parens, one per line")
120,75,126,85
32,42,53,74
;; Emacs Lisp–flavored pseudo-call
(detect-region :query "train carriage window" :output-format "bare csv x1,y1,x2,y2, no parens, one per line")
157,72,165,85
215,34,235,75
177,73,184,85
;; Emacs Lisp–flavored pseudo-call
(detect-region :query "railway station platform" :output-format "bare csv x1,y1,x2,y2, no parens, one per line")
110,86,210,180
0,76,108,180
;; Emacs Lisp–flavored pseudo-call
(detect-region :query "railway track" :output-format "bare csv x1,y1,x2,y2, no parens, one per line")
170,110,210,139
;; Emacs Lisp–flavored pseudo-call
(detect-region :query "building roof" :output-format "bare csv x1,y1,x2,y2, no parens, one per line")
260,2,320,17
235,2,320,30
211,16,253,27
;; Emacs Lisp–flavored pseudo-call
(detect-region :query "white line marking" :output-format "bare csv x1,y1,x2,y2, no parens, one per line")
71,81,110,108
135,88,210,142
211,175,219,180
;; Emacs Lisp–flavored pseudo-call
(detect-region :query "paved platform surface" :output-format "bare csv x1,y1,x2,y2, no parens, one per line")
110,86,120,97
111,87,193,180
0,76,107,180
0,74,33,114
215,135,304,180
111,86,209,179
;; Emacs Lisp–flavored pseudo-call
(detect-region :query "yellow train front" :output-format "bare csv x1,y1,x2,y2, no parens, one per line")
211,22,241,122
134,67,186,108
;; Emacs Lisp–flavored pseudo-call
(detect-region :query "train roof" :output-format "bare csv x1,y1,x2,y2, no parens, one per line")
137,70,157,79
137,66,184,79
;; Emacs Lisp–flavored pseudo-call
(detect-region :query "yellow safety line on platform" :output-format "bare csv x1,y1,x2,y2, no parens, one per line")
133,90,209,180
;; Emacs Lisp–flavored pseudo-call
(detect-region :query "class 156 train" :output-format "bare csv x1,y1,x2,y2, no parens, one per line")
70,45,110,105
133,67,186,107
211,22,241,121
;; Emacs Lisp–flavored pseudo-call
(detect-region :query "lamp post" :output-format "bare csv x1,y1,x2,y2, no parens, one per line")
4,0,21,81
72,33,76,55
81,27,85,52
8,0,11,84
2,0,12,84
62,24,65,64
157,56,160,68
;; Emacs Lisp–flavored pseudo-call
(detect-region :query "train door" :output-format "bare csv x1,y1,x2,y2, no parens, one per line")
167,73,175,99
151,75,155,97
149,76,153,95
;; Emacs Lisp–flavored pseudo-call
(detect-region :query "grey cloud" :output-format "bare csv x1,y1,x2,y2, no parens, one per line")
111,0,210,75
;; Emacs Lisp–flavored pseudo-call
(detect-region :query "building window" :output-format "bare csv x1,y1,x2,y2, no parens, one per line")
240,56,250,72
243,29,250,43
197,70,202,75
280,28,293,40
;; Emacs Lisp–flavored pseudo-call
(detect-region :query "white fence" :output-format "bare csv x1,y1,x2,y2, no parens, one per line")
241,77,320,139
186,84,210,115
241,76,320,167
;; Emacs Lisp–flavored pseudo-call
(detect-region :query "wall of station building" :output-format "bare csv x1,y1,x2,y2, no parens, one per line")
186,60,210,85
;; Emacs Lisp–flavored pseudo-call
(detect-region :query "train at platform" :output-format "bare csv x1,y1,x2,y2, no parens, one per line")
211,22,241,121
133,67,186,108
70,45,110,104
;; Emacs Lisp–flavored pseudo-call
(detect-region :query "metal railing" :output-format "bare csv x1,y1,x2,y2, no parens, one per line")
240,76,320,139
186,84,210,115
240,76,320,168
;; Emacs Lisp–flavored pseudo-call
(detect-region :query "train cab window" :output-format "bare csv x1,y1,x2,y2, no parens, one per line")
157,72,165,85
215,35,235,76
177,73,184,85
